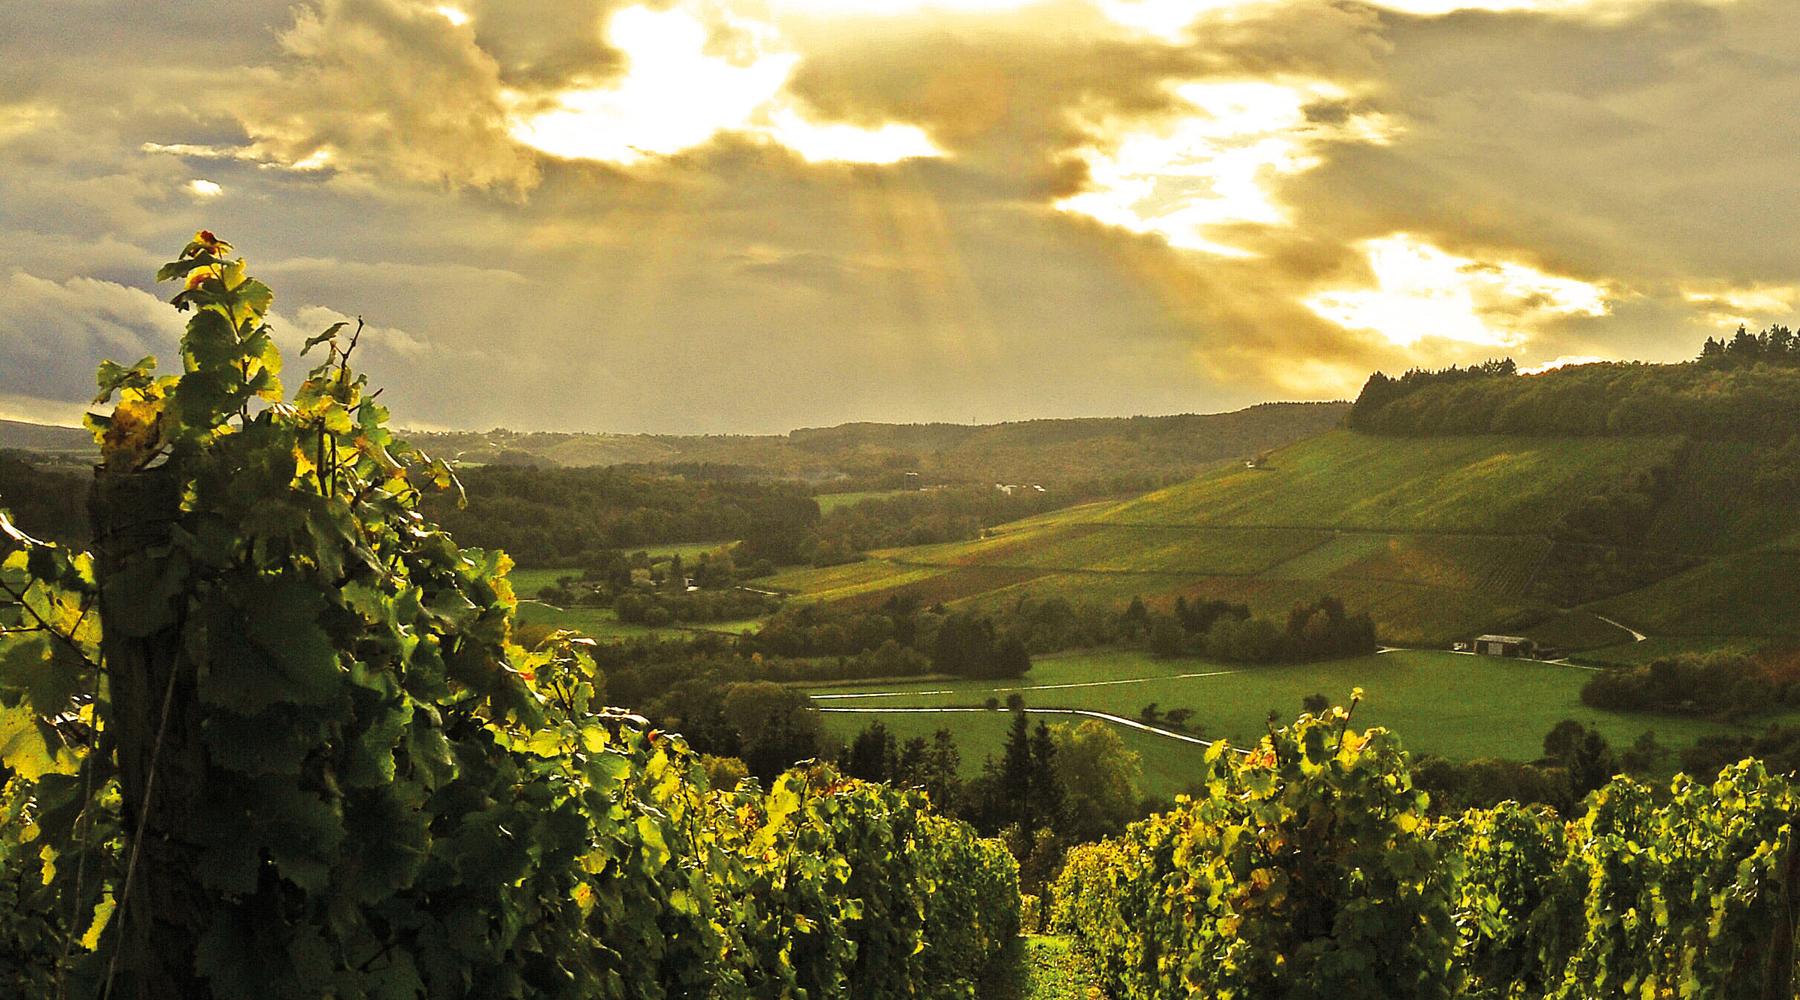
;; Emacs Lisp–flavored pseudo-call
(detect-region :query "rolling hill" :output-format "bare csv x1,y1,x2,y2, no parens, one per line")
394,402,1349,489
764,428,1799,653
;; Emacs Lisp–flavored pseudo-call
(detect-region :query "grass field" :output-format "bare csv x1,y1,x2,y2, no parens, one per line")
808,648,1773,795
507,567,574,596
815,490,914,513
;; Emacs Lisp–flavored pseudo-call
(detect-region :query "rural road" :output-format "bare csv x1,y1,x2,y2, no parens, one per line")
1591,614,1649,643
817,703,1247,752
811,669,1241,701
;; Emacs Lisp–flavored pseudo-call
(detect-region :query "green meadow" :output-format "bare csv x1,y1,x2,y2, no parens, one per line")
513,600,763,640
809,648,1774,795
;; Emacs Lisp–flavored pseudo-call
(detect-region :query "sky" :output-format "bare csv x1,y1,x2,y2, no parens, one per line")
1,0,1797,434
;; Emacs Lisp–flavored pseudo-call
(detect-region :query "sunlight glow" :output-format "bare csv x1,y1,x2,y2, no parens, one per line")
508,7,795,164
768,0,1043,13
1306,237,1609,347
188,179,222,196
1681,282,1798,329
1370,0,1608,11
433,5,469,26
767,109,938,164
507,4,942,166
1097,0,1272,41
1057,80,1396,256
1521,355,1613,374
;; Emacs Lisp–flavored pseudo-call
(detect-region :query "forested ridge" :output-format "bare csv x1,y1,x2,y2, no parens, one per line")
1349,331,1800,444
404,401,1348,489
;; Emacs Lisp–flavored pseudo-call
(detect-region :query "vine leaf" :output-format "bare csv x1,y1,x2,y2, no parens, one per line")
0,703,78,780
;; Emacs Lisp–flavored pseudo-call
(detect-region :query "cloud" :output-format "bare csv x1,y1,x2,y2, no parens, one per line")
0,272,186,405
240,0,541,190
2,0,1799,436
466,0,632,92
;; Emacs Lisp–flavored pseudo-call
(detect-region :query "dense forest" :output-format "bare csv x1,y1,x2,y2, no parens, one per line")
415,465,822,568
1348,328,1800,443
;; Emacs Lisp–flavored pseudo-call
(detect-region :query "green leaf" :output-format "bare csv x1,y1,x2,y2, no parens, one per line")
199,577,344,713
302,322,348,356
182,308,241,371
0,632,83,719
155,253,227,283
93,355,159,404
233,278,274,319
0,702,77,780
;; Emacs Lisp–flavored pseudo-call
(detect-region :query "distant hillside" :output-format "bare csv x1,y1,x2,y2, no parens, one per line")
404,402,1350,489
0,451,90,546
764,427,1800,653
0,419,93,454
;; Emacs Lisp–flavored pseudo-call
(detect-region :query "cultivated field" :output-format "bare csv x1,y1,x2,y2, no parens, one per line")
895,524,1336,576
1095,431,1684,533
765,429,1785,654
814,490,916,513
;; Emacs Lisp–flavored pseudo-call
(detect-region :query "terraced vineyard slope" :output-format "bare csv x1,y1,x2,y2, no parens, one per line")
766,428,1798,651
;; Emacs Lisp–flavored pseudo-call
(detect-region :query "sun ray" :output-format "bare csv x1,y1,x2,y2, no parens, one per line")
874,164,1002,380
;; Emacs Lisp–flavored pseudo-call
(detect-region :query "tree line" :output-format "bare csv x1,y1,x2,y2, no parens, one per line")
417,464,822,569
1347,338,1800,445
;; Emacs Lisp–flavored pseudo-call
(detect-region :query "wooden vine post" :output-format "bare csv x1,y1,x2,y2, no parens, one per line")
88,463,205,998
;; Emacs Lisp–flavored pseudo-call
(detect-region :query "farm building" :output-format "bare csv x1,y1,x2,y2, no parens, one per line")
1473,634,1532,657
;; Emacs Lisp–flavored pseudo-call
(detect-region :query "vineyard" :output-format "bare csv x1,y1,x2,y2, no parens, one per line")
1095,431,1684,534
1053,704,1800,1000
9,238,1800,999
0,239,1019,998
1327,534,1553,597
762,426,1754,648
900,525,1337,577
